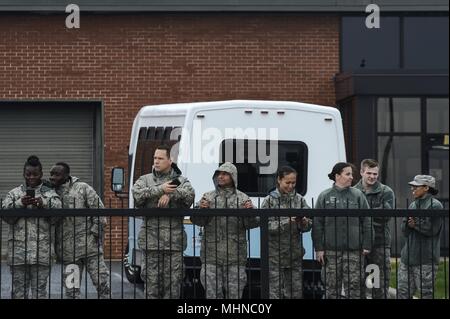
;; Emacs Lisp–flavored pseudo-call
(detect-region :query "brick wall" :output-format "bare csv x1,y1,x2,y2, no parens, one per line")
0,12,339,258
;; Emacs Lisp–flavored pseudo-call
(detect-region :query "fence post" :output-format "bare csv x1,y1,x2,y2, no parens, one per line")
260,213,269,299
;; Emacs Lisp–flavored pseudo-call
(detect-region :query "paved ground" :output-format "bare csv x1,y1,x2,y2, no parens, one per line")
0,260,406,299
1,261,145,299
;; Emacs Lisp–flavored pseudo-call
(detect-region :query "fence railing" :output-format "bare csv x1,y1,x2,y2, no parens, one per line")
0,199,448,299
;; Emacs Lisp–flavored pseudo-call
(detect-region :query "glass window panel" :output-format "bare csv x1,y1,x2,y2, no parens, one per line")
378,135,421,254
377,136,421,208
429,149,449,208
342,17,400,71
220,139,308,196
427,98,449,133
133,126,180,183
429,149,449,254
404,17,449,69
377,97,390,132
377,97,421,132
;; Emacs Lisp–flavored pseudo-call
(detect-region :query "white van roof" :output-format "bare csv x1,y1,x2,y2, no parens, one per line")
137,100,340,118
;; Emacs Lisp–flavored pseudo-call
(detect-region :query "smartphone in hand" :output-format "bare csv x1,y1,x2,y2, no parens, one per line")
26,189,35,198
169,178,181,187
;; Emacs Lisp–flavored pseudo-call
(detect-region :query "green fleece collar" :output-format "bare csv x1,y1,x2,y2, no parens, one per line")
355,180,382,195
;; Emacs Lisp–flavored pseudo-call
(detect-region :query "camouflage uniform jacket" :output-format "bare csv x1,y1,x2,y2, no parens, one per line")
133,167,195,251
354,180,395,247
401,193,443,266
312,184,373,251
261,189,311,267
190,162,259,266
54,177,106,262
2,183,61,266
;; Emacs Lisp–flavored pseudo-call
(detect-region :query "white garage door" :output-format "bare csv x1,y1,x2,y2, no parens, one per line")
0,103,96,259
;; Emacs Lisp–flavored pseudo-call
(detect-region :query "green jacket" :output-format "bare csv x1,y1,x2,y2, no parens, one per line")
133,166,195,251
312,184,373,251
354,180,395,248
401,194,443,266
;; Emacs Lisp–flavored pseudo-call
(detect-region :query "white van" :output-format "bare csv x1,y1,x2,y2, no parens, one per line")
112,100,346,297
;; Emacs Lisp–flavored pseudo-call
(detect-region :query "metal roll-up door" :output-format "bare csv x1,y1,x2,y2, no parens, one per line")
0,103,96,259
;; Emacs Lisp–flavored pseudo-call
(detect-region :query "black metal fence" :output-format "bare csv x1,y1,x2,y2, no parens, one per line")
0,198,448,299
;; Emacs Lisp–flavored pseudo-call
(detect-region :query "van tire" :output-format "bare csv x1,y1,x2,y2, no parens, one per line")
123,244,144,284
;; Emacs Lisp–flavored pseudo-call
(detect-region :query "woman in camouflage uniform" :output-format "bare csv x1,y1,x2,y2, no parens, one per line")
261,166,312,299
398,175,443,299
2,155,61,299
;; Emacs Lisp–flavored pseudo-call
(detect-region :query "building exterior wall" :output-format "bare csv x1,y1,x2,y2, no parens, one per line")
0,13,340,258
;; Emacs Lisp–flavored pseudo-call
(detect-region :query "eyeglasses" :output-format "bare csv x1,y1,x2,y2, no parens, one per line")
411,185,426,189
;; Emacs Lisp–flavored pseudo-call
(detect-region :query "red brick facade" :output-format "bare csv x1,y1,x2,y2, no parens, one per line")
0,13,339,258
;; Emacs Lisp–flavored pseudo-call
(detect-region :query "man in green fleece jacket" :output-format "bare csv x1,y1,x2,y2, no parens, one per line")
398,175,443,299
354,159,395,299
312,162,373,299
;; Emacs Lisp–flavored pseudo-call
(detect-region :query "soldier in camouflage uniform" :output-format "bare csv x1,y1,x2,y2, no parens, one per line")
261,166,312,299
1,155,61,299
190,162,259,299
132,145,195,299
312,162,373,299
50,162,110,299
398,175,443,299
354,159,395,299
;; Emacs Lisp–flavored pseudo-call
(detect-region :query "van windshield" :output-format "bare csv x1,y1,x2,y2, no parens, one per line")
219,139,308,196
133,126,181,183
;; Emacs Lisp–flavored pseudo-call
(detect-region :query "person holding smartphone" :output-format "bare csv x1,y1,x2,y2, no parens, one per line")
132,144,195,299
261,166,312,299
1,155,61,299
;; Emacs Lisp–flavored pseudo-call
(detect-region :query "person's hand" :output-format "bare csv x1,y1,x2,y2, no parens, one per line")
161,182,177,194
34,197,44,208
295,216,310,228
199,198,210,209
316,251,325,265
157,194,170,208
362,249,370,256
21,195,34,206
407,217,416,229
243,199,253,209
22,196,44,208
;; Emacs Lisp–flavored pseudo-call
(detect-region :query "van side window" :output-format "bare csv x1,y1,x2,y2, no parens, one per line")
219,139,308,196
133,126,181,183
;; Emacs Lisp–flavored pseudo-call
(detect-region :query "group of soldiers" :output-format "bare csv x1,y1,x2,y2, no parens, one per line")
312,161,443,299
2,155,110,299
132,145,444,299
1,146,444,299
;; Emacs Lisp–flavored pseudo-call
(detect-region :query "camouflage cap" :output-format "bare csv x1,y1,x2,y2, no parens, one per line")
408,175,436,188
